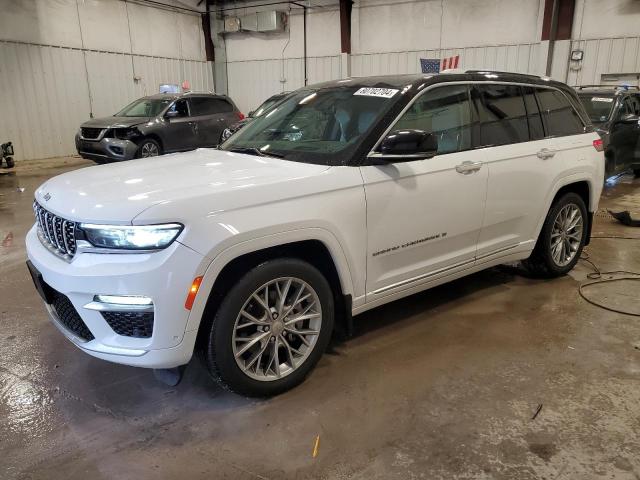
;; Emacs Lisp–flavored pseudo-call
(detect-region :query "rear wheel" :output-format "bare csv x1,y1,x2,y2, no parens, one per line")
634,168,640,178
136,138,161,158
522,192,587,278
203,258,334,397
4,157,14,168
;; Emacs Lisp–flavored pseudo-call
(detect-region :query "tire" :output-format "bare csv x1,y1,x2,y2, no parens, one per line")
634,169,640,178
522,192,588,278
135,138,161,158
203,258,335,397
4,157,14,168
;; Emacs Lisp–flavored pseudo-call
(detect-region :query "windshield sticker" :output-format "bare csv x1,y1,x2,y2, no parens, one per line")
592,97,614,103
354,87,399,98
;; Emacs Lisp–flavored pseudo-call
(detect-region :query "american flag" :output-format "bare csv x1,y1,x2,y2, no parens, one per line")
420,55,461,74
420,58,440,73
441,55,460,70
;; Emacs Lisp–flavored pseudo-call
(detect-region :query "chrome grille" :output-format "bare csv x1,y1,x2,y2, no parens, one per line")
33,201,77,258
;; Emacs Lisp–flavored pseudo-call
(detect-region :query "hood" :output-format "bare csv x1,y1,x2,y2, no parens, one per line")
34,148,331,223
81,116,150,129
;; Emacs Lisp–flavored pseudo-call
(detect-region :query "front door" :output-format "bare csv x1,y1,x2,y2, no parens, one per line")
361,84,488,299
610,95,640,172
163,99,197,152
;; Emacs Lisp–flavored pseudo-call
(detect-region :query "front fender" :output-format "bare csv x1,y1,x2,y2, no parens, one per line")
183,227,356,333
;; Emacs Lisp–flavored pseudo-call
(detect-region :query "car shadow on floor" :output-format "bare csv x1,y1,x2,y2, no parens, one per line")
45,262,554,422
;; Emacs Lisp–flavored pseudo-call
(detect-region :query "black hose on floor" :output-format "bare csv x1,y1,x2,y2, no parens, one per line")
578,244,640,317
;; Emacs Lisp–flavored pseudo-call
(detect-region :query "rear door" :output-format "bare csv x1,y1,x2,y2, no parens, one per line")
190,97,237,147
473,84,553,258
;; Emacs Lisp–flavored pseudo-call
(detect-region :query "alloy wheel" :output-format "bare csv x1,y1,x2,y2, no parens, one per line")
140,142,159,157
232,277,322,381
550,203,583,267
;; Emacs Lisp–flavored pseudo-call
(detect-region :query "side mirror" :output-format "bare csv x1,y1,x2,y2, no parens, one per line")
372,129,438,162
248,110,255,117
165,110,179,119
615,113,640,125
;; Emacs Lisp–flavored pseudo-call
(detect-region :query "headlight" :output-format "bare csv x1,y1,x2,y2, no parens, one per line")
113,128,141,140
79,223,183,250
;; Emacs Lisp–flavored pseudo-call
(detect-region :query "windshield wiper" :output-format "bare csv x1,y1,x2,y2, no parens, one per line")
227,147,284,159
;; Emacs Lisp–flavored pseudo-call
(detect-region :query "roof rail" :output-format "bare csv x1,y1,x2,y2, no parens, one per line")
575,84,639,90
465,69,541,78
183,90,217,95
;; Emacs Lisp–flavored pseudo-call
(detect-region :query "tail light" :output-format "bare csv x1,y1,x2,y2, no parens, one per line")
236,112,245,120
593,138,604,152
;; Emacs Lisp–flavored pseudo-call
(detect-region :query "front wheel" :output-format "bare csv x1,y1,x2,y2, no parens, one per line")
203,258,334,397
135,138,161,158
522,192,588,278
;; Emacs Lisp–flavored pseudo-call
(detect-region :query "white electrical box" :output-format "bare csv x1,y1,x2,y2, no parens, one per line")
224,17,241,33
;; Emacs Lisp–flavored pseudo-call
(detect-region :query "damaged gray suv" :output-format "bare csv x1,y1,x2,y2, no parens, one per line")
76,93,243,163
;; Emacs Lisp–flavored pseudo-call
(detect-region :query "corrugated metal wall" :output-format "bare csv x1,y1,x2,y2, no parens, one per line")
351,43,542,77
227,43,541,114
0,40,213,160
567,36,640,86
227,55,342,113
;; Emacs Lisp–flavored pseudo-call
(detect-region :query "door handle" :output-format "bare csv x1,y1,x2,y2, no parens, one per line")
455,161,483,174
537,148,556,159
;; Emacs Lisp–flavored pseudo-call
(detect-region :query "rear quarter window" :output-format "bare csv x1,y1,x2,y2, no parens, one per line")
537,89,585,136
190,97,234,116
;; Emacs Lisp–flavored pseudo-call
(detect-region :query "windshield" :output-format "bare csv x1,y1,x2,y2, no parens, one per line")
220,86,403,165
251,95,287,118
116,98,173,117
578,94,615,123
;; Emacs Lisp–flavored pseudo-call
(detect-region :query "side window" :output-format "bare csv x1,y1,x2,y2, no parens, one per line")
212,99,234,113
536,88,584,137
167,99,189,117
191,97,235,116
621,96,639,116
472,84,529,147
393,85,472,154
633,95,640,115
522,86,545,140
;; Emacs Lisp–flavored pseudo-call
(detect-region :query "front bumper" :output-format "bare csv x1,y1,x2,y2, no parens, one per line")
75,134,138,163
26,225,205,368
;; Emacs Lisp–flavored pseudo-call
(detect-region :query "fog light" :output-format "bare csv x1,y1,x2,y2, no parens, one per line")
95,295,153,305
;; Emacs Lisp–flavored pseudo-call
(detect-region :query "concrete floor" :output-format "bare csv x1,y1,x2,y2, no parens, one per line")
1,159,640,479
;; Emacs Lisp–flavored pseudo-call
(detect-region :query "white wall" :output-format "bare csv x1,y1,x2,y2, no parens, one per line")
565,0,640,85
0,0,213,160
222,0,546,112
223,4,343,113
352,0,541,54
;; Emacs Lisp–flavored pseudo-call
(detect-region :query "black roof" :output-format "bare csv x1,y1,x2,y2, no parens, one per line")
308,70,572,92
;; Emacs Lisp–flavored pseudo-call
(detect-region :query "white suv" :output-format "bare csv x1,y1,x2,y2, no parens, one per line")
26,71,604,396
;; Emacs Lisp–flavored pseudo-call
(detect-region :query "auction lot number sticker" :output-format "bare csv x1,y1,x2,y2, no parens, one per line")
354,87,399,98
